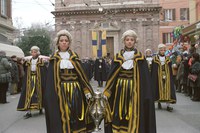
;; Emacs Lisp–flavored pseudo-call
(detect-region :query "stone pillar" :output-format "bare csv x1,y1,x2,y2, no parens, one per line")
80,20,91,58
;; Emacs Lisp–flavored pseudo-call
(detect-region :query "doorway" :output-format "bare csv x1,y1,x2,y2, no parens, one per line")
106,37,114,59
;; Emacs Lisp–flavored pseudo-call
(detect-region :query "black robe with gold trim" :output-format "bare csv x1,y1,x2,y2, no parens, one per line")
44,50,94,133
17,58,46,111
151,55,176,103
103,49,156,133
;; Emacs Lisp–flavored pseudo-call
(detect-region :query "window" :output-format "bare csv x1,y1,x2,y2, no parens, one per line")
164,9,175,21
101,22,109,28
163,33,174,44
1,0,7,16
180,8,189,20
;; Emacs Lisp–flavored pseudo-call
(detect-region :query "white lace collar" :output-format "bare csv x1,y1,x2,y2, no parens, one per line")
31,58,38,71
122,51,135,70
58,51,74,69
158,55,166,65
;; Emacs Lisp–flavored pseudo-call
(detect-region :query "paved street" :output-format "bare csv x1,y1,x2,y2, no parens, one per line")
0,80,200,133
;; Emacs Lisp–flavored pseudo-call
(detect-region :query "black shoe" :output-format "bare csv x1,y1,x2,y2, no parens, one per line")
158,102,162,109
167,106,173,112
1,101,9,104
24,113,32,119
191,97,200,101
39,109,43,114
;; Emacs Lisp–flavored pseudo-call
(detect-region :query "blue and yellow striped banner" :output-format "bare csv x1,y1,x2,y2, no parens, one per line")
101,30,107,57
92,31,98,58
92,30,107,58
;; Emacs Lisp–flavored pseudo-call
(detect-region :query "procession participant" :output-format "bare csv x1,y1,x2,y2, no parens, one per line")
94,57,107,87
145,48,153,71
103,30,156,133
151,44,176,112
17,46,46,118
44,29,94,133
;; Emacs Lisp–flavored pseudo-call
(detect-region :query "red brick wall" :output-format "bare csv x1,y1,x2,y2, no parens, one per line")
159,0,190,44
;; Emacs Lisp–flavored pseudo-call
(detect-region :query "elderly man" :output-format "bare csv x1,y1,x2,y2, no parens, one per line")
17,46,46,119
151,44,176,112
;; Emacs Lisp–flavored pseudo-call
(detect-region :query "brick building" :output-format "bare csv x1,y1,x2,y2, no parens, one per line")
159,0,189,46
189,0,200,24
52,0,161,58
182,0,200,54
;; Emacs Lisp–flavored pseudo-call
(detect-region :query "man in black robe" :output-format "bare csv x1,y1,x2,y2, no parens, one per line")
17,46,46,118
151,44,176,112
94,57,107,87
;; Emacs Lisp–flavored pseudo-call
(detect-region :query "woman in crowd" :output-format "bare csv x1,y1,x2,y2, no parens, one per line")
103,30,156,133
44,30,94,133
188,53,200,101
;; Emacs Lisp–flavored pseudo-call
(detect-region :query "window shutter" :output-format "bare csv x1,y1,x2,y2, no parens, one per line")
163,33,166,44
163,9,165,21
173,9,176,21
187,8,189,20
180,8,183,20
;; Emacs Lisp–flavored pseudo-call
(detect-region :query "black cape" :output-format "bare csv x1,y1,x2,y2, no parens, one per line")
44,50,94,133
17,58,46,111
103,49,156,133
151,55,176,103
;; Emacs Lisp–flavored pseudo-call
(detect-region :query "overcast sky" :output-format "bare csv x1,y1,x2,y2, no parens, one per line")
12,0,55,28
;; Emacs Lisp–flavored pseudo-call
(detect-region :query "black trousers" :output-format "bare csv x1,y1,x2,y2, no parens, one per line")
98,80,103,87
97,72,103,87
0,83,8,103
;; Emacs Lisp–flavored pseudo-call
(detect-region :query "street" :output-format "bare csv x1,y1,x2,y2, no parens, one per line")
0,80,200,133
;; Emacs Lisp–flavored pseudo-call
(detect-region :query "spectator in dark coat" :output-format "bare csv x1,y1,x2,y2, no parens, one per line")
10,55,19,95
188,53,200,101
0,50,12,103
17,57,25,93
176,53,189,94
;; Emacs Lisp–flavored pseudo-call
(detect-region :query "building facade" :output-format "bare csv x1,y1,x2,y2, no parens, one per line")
182,0,200,54
53,0,161,58
189,0,200,24
0,0,15,44
159,0,189,46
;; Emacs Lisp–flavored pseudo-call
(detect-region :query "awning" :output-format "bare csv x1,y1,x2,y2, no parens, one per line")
182,20,200,37
182,20,200,54
0,43,24,57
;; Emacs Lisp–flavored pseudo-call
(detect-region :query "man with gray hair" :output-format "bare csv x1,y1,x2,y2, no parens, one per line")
17,46,47,119
151,44,176,112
